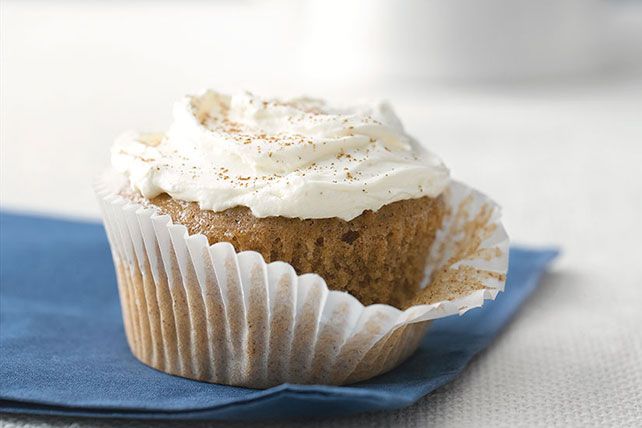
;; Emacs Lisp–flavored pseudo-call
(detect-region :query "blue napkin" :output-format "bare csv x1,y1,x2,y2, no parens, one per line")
0,211,558,420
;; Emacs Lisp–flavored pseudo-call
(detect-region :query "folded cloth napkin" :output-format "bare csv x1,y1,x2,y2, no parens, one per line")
0,211,558,420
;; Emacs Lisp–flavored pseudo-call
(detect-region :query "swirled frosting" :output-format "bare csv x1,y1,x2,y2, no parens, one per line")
111,90,449,221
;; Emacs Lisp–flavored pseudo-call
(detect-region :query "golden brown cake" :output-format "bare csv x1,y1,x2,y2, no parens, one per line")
93,89,507,389
123,189,445,308
111,90,451,309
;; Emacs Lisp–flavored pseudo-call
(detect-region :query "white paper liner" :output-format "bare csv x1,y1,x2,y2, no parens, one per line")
95,173,509,388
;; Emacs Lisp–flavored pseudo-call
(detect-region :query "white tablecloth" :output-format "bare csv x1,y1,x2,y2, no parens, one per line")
1,2,641,426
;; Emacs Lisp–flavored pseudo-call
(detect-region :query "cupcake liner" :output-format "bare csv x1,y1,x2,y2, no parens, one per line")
95,172,509,388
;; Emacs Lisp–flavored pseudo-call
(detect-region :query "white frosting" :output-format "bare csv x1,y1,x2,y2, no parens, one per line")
111,90,449,221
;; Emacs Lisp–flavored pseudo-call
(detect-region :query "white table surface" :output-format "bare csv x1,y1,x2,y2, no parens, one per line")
2,2,642,427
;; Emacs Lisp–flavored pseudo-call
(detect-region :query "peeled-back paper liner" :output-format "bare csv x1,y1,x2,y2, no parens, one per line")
95,174,508,388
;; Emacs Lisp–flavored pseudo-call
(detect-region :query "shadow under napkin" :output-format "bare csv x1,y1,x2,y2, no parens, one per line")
0,211,558,420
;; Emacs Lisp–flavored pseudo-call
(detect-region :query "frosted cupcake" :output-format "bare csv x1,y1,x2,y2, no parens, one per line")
97,90,508,388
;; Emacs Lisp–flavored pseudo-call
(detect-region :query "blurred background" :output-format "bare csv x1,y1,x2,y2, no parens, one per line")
1,0,641,259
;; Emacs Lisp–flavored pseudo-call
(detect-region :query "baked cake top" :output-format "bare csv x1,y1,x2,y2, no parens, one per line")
112,90,449,220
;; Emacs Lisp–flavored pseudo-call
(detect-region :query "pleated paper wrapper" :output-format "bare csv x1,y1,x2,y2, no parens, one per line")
95,174,509,388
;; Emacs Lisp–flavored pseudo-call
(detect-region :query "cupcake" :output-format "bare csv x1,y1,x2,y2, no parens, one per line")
97,90,508,388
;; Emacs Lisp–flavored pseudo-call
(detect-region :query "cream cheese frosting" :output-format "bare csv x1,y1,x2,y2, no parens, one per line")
111,90,450,221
